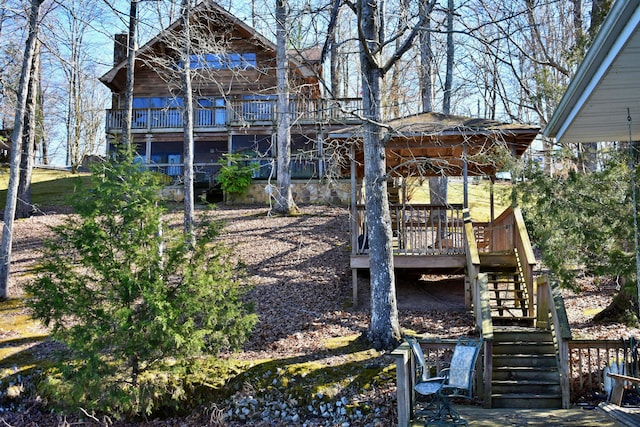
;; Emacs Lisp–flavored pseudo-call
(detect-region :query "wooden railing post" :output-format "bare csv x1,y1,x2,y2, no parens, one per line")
536,277,550,329
483,338,493,408
391,342,412,427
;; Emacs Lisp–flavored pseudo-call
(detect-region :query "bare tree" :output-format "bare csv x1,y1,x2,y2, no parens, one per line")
16,38,40,219
419,0,436,113
44,0,107,171
273,0,297,214
347,0,424,349
443,0,454,114
180,0,195,242
122,0,160,145
0,0,44,299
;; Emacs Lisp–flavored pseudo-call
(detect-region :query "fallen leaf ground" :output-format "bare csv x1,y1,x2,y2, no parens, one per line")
0,204,637,426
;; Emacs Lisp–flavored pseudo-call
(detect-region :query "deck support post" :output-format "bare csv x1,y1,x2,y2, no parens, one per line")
463,143,468,208
352,268,358,307
351,143,358,307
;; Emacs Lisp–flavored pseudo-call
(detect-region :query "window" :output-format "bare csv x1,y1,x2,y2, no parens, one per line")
231,135,272,178
132,97,183,108
196,98,226,126
242,95,275,121
187,52,256,70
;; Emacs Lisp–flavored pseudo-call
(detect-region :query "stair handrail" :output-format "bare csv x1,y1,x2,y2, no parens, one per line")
491,206,536,319
512,207,536,319
477,273,494,407
536,275,572,408
464,209,481,315
464,209,493,407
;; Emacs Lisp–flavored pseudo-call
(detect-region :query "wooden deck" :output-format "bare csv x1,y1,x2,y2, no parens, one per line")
408,404,629,426
350,254,465,270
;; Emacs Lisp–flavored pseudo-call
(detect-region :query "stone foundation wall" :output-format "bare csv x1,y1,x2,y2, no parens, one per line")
227,179,351,206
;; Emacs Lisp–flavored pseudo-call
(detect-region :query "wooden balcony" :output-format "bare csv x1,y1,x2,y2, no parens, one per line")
105,97,363,133
350,203,468,284
352,203,466,256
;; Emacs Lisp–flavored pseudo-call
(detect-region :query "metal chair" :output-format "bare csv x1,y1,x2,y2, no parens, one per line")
405,335,483,426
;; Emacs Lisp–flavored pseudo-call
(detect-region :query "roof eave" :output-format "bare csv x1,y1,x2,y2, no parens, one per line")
544,0,640,140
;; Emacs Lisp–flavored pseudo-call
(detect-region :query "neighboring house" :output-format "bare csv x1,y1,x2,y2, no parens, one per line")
544,0,640,142
99,0,361,203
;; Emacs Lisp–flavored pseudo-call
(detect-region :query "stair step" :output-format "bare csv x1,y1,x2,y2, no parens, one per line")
493,329,551,341
493,354,557,368
491,311,529,317
492,367,559,381
487,277,523,283
492,380,562,394
491,303,527,309
489,288,526,294
481,268,517,274
493,343,555,354
491,295,525,300
491,393,562,409
492,317,536,327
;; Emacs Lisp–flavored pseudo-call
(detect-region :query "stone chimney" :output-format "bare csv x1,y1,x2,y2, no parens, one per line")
114,33,128,65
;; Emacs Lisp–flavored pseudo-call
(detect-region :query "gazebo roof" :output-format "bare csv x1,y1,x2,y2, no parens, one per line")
329,112,540,178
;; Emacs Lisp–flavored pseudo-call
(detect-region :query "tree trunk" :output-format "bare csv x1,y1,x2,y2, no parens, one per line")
181,0,195,245
274,0,297,215
428,0,450,217
0,0,43,299
593,284,639,325
122,0,138,146
443,0,454,115
17,39,40,219
419,1,434,113
359,0,401,350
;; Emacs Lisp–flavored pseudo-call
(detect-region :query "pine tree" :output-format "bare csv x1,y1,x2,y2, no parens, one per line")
26,146,256,415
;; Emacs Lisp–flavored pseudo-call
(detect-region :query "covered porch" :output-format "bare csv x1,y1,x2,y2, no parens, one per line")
333,112,539,306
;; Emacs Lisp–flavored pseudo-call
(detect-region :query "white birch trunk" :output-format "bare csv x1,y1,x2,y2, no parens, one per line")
275,0,296,214
181,0,195,244
0,0,43,298
17,39,40,219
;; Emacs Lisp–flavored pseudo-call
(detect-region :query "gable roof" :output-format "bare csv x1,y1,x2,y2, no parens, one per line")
544,0,640,143
99,0,313,92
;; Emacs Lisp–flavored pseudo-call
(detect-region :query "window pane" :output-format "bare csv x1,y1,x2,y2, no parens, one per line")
227,53,241,68
167,97,184,107
132,97,149,108
205,53,225,69
242,53,256,68
197,98,213,107
149,97,167,108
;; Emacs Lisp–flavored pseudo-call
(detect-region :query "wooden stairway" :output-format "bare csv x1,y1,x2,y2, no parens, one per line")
490,327,563,408
480,251,534,327
479,251,563,409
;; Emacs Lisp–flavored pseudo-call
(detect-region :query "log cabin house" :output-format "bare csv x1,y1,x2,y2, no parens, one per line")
99,0,361,204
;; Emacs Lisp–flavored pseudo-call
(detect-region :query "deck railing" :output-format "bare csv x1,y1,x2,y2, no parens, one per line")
106,97,363,132
354,203,465,256
567,338,640,402
391,338,458,427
